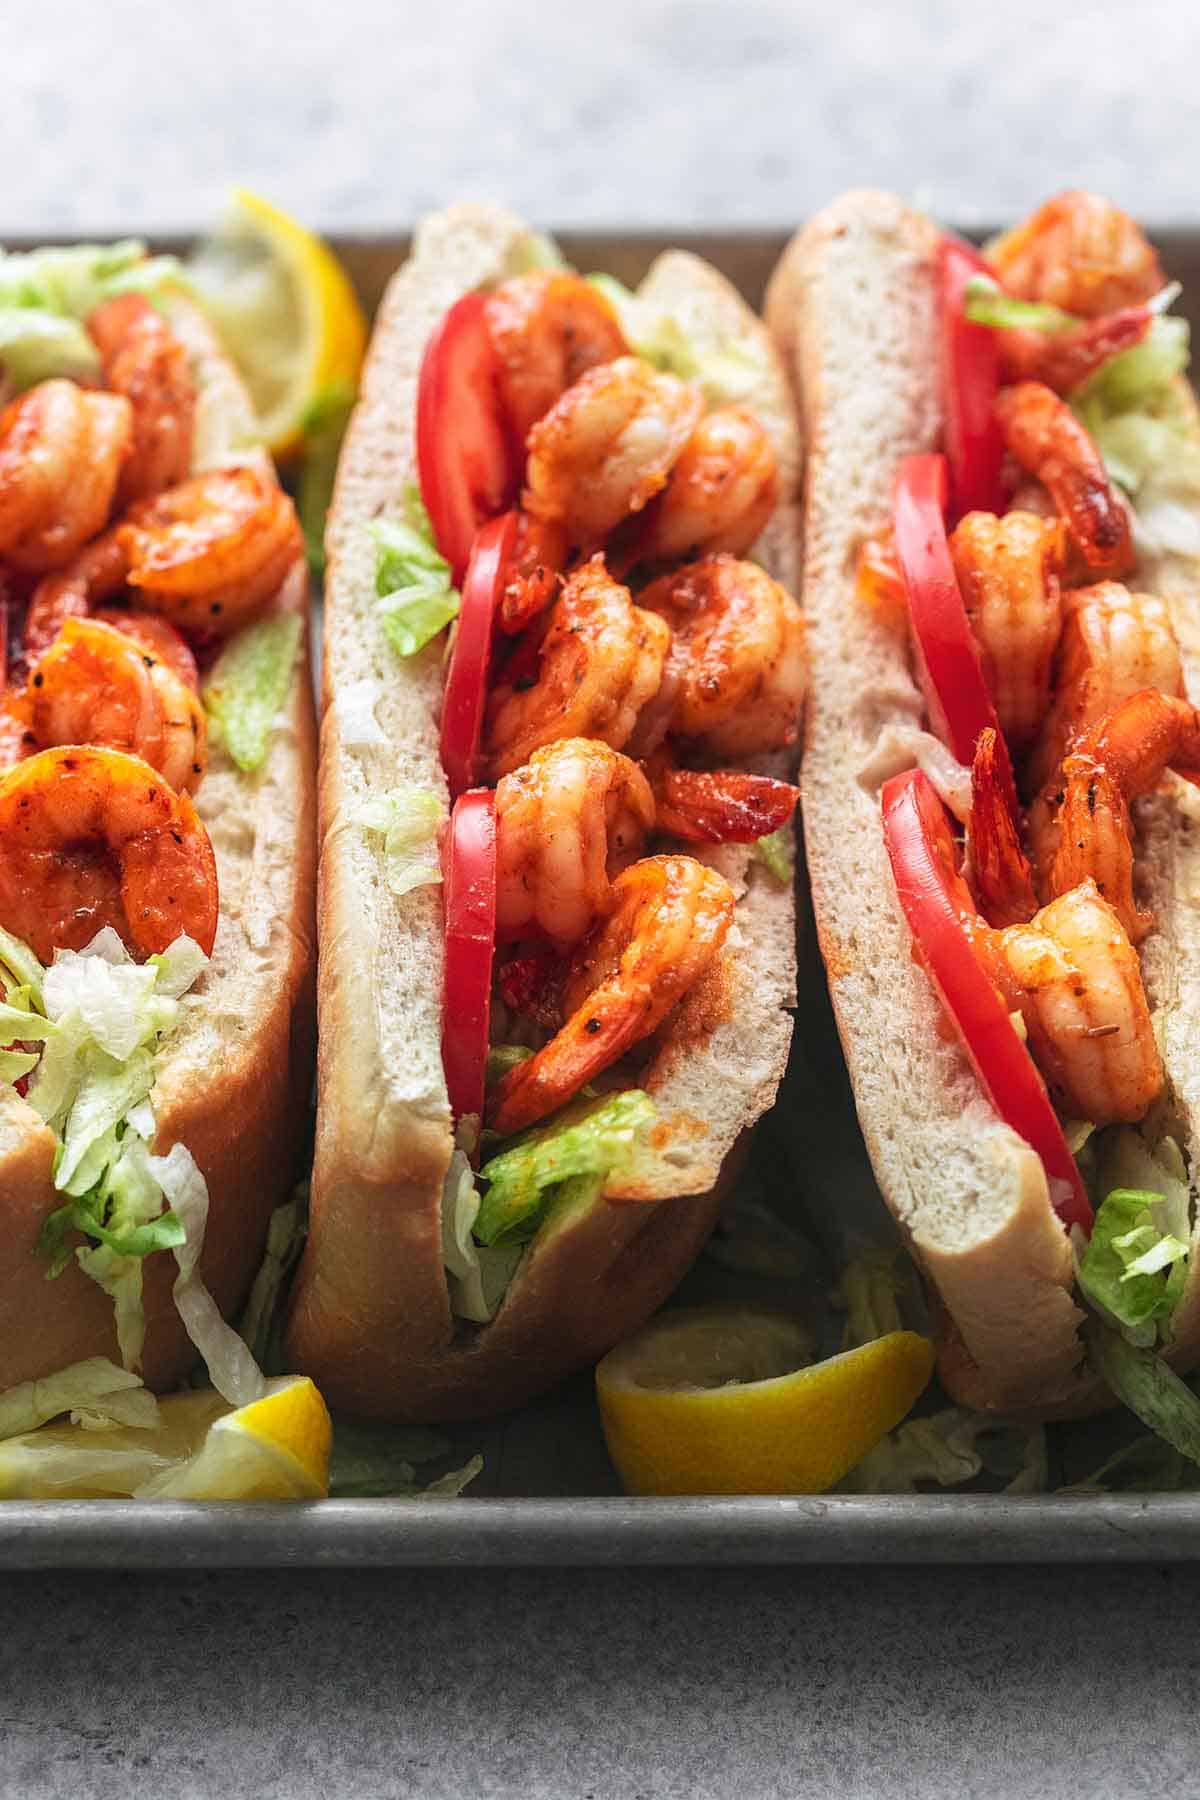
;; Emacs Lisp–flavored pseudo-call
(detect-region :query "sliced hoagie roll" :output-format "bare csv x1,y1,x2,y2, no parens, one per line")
285,206,804,1421
767,190,1200,1414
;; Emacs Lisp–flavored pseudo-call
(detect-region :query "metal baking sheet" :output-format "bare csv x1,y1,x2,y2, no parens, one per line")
2,228,1200,1568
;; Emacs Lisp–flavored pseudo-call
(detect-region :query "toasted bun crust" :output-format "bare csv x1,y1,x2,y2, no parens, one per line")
766,190,1200,1414
285,206,802,1420
0,296,317,1392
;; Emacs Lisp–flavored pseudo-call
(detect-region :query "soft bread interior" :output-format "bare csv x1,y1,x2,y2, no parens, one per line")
285,209,802,1419
0,295,317,1391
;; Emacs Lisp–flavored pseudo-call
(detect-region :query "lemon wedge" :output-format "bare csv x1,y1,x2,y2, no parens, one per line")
0,1376,331,1501
595,1306,935,1496
186,188,366,461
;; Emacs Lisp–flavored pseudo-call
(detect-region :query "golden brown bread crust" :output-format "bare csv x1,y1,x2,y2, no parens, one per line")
0,301,317,1393
285,206,801,1421
766,190,1200,1417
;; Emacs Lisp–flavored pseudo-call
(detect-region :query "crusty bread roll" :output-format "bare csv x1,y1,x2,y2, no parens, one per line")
0,294,317,1393
766,190,1200,1414
284,205,803,1421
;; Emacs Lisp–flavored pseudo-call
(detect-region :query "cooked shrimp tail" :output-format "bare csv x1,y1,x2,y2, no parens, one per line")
995,382,1133,576
966,728,1039,928
488,854,735,1134
651,763,799,846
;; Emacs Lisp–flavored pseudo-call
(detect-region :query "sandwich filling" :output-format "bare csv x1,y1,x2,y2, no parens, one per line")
0,242,305,1386
369,242,807,1320
862,194,1200,1372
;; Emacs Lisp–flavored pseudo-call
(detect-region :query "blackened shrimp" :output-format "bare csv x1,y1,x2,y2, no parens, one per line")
487,854,735,1134
523,357,702,550
1045,689,1200,942
0,381,131,573
483,557,671,781
949,509,1066,755
494,738,654,949
997,881,1162,1125
634,554,806,758
618,407,778,568
987,192,1165,319
118,465,302,636
484,271,629,443
21,528,129,667
995,382,1133,577
0,745,218,960
88,293,196,504
22,617,206,793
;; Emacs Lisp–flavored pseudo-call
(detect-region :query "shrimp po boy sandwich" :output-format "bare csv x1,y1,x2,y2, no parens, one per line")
0,243,315,1396
767,190,1200,1423
284,206,807,1421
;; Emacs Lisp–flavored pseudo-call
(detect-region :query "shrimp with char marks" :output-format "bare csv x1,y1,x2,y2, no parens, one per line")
996,881,1162,1125
21,528,129,668
118,464,302,637
949,510,1066,755
88,293,196,505
615,407,778,570
0,381,131,573
633,554,806,759
987,192,1166,319
523,356,702,551
495,739,655,950
488,854,736,1134
484,272,629,444
965,727,1039,928
20,617,206,794
998,306,1156,396
498,512,566,636
1045,689,1200,943
996,382,1133,577
0,745,217,961
484,556,671,781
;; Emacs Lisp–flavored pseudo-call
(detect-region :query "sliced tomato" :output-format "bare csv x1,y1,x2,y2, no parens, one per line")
441,788,497,1125
881,767,1091,1232
892,452,1018,822
416,291,518,586
939,235,1006,520
440,510,517,798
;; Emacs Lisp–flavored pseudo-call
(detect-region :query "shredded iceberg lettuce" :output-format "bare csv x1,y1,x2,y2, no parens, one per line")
843,1405,1047,1494
353,786,445,897
0,1357,158,1440
961,274,1075,334
439,1122,524,1323
336,678,387,749
328,1413,483,1498
475,1089,656,1246
0,242,186,392
585,273,767,406
834,1249,907,1350
372,485,460,657
237,1188,309,1370
298,379,356,576
1085,1318,1200,1470
203,610,303,773
5,927,246,1381
753,824,794,885
157,1140,264,1407
1078,1188,1189,1345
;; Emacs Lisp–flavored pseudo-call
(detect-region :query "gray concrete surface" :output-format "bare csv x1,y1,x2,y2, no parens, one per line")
6,1,1200,1794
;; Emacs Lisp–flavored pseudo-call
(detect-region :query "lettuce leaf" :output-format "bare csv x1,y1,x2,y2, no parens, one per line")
1078,1181,1190,1347
843,1406,1047,1494
475,1089,656,1246
753,824,794,885
156,1140,265,1407
203,611,303,773
0,1357,157,1440
372,486,460,657
353,786,445,897
1059,1432,1200,1494
0,242,186,391
298,379,356,577
237,1189,308,1370
834,1250,907,1349
1085,1318,1200,1469
961,274,1075,334
585,273,766,406
440,1137,524,1323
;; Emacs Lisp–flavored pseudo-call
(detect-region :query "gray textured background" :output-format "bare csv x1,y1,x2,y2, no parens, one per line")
6,1,1200,1794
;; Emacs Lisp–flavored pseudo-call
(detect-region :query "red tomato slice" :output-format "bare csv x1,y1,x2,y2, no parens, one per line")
939,235,1006,520
881,767,1091,1232
440,511,518,798
892,452,1018,821
441,788,498,1126
416,291,518,586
